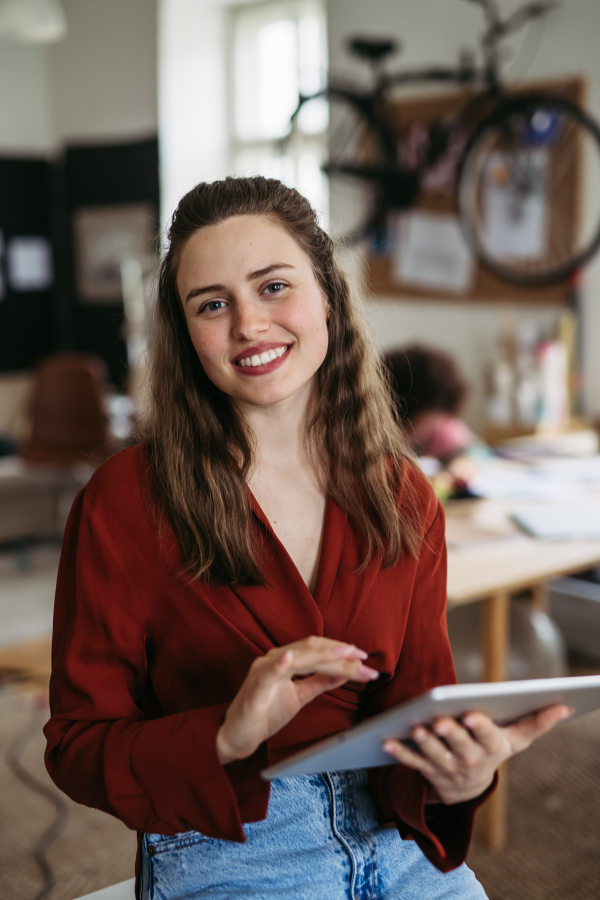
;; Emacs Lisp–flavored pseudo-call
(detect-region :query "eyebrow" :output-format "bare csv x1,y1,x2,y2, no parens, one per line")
183,263,295,304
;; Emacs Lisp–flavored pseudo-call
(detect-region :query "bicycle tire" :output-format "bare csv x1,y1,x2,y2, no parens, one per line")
289,87,413,241
457,93,600,286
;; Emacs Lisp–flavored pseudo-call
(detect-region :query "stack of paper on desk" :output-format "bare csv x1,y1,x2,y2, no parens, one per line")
512,504,600,540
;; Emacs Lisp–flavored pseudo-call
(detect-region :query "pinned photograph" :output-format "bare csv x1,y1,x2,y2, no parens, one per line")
74,204,157,303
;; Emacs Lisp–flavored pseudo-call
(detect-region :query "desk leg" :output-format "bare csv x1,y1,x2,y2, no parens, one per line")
482,591,509,683
480,591,510,850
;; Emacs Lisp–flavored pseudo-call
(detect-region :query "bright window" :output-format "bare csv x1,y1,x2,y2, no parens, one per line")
230,0,328,223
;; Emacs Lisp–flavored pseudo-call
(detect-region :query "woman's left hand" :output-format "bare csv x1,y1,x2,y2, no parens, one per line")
382,703,573,805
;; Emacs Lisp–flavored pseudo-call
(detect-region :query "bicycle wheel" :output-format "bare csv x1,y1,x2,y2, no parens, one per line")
289,88,412,241
457,94,600,286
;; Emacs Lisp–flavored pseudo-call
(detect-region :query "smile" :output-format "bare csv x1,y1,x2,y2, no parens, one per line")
234,345,291,368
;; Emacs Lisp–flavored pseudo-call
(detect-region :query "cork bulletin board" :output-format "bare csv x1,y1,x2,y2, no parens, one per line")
365,78,585,304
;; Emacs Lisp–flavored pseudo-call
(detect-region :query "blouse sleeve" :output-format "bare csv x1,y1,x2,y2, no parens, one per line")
366,499,495,872
44,490,268,842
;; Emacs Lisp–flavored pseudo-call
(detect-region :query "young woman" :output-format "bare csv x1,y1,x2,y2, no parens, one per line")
44,177,569,900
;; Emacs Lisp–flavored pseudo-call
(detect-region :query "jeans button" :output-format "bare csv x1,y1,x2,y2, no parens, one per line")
148,844,156,856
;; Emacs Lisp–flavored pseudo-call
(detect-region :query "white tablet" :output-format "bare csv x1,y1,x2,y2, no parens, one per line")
261,674,600,780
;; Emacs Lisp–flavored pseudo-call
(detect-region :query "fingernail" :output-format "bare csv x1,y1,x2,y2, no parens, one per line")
382,741,395,754
334,645,366,657
561,706,575,719
434,723,449,737
358,665,379,680
413,727,427,742
334,644,354,654
346,647,369,659
463,716,477,729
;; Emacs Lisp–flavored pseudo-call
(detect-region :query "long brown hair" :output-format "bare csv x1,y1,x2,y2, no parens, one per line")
144,176,419,584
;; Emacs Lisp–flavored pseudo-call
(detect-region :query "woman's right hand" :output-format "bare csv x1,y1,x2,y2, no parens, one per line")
216,637,379,765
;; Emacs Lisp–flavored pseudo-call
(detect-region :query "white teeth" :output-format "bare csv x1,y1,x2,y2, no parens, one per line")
236,346,289,367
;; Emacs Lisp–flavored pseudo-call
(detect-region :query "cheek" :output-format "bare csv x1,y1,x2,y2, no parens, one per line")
287,296,329,344
188,327,225,374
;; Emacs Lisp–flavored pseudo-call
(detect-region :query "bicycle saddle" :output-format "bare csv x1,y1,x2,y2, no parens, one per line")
348,38,399,63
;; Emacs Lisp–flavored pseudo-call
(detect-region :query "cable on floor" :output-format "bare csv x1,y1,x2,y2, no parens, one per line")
6,693,70,900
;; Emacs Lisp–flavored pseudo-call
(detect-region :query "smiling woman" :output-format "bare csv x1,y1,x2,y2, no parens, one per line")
44,176,569,900
147,177,417,587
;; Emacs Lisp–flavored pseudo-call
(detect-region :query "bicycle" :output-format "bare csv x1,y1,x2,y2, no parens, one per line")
286,0,600,287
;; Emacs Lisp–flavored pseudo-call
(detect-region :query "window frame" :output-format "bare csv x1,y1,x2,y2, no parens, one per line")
227,0,328,222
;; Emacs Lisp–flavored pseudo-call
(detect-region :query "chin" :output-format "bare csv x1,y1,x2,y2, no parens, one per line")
242,388,296,407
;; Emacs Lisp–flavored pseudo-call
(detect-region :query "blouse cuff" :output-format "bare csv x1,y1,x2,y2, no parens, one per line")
420,772,498,871
369,765,498,873
124,702,269,842
223,742,270,826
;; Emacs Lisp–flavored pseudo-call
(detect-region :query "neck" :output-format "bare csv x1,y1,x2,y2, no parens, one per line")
236,382,318,472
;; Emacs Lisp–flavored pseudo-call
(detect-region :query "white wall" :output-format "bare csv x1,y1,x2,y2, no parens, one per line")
0,42,55,153
328,0,600,428
54,0,158,144
0,0,158,156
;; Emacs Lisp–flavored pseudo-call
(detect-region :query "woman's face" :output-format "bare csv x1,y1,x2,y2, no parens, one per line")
177,215,330,412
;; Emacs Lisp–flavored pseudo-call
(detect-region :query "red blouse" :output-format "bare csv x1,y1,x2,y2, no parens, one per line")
44,445,490,875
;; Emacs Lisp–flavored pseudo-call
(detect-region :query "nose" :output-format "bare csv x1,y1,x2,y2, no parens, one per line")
231,294,270,342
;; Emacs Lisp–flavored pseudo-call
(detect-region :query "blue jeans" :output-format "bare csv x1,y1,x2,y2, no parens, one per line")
139,770,488,899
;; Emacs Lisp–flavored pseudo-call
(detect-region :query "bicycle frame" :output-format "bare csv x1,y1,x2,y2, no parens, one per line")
368,0,559,98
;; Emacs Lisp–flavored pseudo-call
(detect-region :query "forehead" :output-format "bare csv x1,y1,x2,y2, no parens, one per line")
176,215,309,287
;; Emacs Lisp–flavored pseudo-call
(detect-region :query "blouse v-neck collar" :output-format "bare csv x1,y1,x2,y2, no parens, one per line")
247,489,347,616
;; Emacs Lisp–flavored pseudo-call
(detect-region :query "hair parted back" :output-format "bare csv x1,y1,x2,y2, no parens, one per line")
143,175,419,584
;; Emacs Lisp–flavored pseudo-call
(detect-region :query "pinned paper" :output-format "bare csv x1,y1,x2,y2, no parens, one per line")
483,150,548,260
393,211,475,294
7,236,54,291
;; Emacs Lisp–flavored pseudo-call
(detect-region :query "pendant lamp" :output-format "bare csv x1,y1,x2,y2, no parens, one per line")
0,0,67,44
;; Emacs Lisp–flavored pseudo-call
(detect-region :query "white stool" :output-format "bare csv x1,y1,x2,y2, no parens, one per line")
75,878,135,900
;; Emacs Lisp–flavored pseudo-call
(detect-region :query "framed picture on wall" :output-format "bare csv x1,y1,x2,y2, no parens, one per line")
73,203,157,303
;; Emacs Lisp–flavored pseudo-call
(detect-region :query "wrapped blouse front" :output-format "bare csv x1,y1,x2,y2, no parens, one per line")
44,445,491,875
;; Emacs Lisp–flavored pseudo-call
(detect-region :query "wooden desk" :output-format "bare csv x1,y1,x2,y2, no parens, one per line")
445,500,600,849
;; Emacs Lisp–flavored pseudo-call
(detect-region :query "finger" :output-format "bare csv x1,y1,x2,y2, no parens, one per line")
432,716,484,761
283,641,372,673
282,650,379,682
295,673,349,706
310,660,379,682
504,704,573,753
333,645,370,660
460,712,505,755
382,738,437,778
266,649,378,688
287,637,369,661
412,725,456,768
